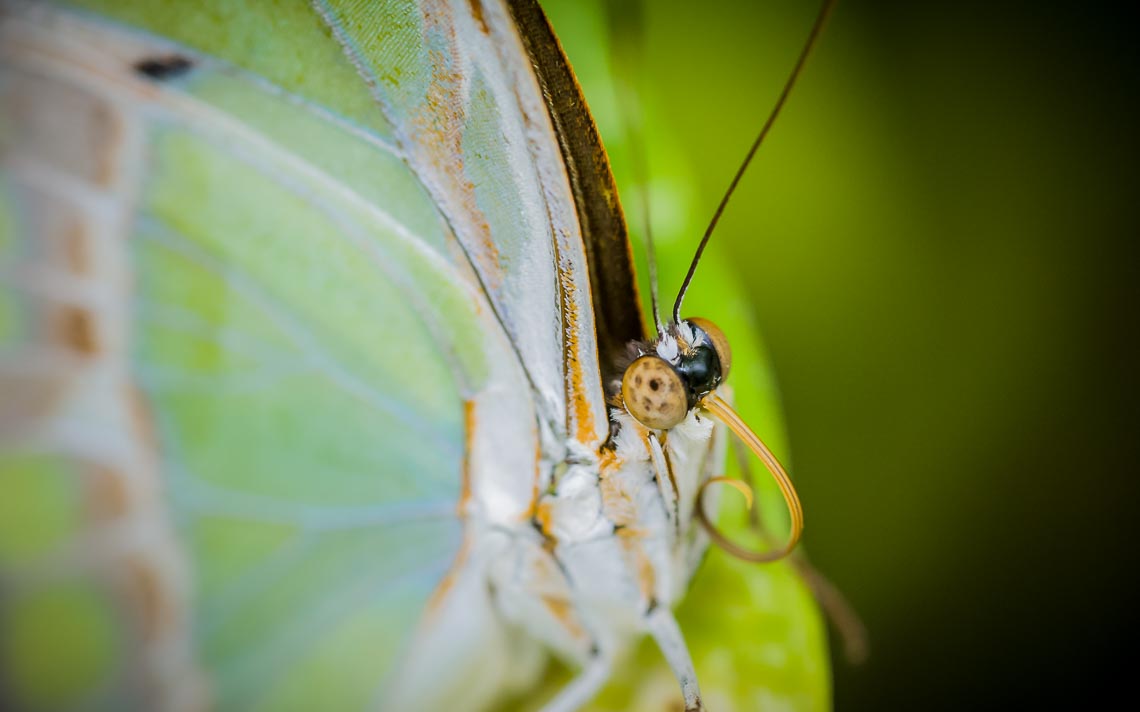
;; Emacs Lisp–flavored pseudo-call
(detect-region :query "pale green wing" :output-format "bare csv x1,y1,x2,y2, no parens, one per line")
0,2,548,709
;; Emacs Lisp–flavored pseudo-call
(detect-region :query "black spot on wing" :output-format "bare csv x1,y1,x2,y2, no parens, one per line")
133,55,194,81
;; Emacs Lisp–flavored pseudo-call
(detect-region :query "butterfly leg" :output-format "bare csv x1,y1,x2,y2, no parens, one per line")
538,647,614,712
488,532,614,711
646,605,705,712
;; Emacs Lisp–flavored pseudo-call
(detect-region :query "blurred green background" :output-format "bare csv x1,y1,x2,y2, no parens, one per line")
547,0,1137,708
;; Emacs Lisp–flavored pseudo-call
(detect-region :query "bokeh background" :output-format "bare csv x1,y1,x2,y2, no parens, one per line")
547,0,1137,708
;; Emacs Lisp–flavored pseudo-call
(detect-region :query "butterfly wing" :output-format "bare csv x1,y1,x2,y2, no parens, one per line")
315,0,622,452
0,0,604,708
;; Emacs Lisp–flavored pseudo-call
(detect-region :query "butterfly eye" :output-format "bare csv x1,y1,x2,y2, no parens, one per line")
685,317,732,381
621,355,688,430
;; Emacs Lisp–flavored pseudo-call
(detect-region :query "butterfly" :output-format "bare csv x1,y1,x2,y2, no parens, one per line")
0,0,839,710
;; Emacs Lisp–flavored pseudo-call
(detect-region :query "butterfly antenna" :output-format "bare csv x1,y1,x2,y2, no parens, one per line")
639,154,664,337
672,0,837,324
608,0,664,336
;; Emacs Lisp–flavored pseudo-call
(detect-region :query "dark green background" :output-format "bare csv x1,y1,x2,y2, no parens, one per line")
548,0,1137,708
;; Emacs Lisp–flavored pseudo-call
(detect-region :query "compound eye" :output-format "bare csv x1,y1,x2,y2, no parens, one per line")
621,356,688,430
686,317,732,381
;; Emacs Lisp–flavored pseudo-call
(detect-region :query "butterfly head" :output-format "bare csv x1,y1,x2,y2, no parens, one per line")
618,316,804,563
620,317,731,431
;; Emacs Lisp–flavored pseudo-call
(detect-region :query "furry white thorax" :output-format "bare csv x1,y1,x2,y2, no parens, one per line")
487,396,725,684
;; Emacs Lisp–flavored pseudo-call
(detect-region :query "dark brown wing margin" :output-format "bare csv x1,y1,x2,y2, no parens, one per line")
505,0,647,373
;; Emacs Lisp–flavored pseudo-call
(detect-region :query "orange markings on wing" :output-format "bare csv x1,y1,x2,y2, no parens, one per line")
557,261,597,445
535,499,555,538
85,464,130,522
599,478,634,526
52,305,98,355
427,399,477,618
468,0,490,34
519,440,544,520
660,438,680,503
413,3,501,289
124,557,170,641
597,447,621,474
616,528,656,605
598,450,637,527
459,400,476,516
529,551,585,640
540,595,588,642
425,537,472,617
115,390,167,641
